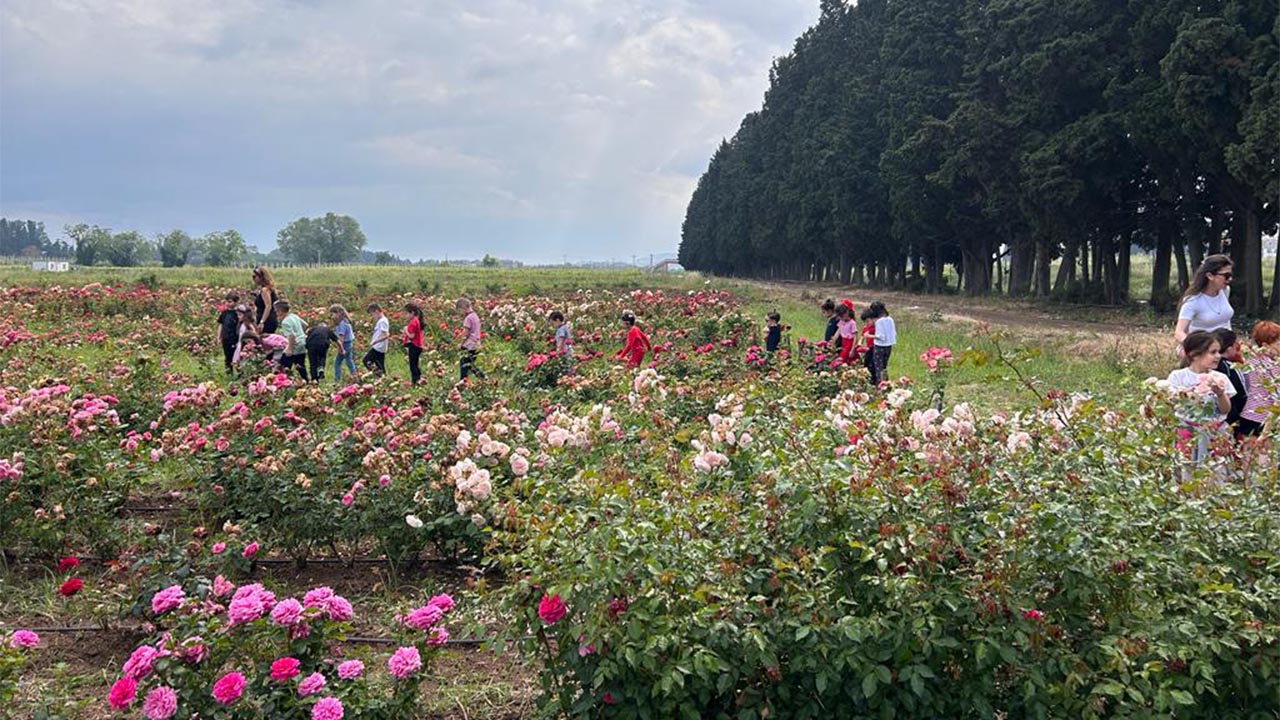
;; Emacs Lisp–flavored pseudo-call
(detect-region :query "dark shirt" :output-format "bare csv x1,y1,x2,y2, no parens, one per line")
218,309,238,345
823,316,839,344
1216,359,1247,425
765,325,781,352
306,324,338,351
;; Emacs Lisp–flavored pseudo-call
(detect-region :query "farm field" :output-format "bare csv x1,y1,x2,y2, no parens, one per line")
1,267,1277,719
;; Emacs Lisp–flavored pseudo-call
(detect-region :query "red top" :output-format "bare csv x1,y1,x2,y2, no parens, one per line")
403,316,424,348
861,322,875,351
618,326,651,366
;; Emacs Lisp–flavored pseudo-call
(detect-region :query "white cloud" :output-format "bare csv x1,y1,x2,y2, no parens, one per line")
0,0,817,260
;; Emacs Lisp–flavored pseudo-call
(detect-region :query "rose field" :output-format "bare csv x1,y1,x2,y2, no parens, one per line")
0,267,1277,719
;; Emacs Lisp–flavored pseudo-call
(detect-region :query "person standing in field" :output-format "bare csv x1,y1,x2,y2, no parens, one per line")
216,291,241,374
330,304,357,382
1166,330,1235,462
275,300,308,380
402,301,425,386
1175,254,1233,348
251,267,280,335
232,303,260,367
765,311,782,353
1212,328,1247,431
835,303,857,363
550,311,573,357
458,298,486,381
616,311,651,367
866,300,896,387
1238,321,1280,438
364,303,390,376
821,299,839,346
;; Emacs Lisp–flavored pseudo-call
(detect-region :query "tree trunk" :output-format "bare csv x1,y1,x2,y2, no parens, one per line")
1174,235,1189,293
1053,240,1077,295
1009,238,1034,296
1119,235,1131,303
1034,236,1053,297
1150,212,1175,312
1240,202,1264,316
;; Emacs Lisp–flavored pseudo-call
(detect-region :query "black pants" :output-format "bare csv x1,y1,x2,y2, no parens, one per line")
461,349,484,380
1235,418,1263,439
280,353,307,380
870,346,892,386
307,345,329,382
407,345,422,385
222,342,237,373
363,348,386,375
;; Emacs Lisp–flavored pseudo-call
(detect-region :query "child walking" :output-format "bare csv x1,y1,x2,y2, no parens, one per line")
458,298,485,381
765,311,782,353
363,303,390,376
330,304,357,382
616,311,652,367
550,311,573,357
1166,330,1236,462
216,291,241,374
402,301,425,385
835,304,857,363
866,301,895,387
275,300,308,380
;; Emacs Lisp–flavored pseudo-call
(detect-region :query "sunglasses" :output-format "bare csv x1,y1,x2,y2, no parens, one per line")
1215,272,1233,280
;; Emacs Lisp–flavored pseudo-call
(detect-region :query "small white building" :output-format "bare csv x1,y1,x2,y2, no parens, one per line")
31,260,71,272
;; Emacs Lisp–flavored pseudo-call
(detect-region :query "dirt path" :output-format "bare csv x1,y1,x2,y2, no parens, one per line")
754,281,1164,338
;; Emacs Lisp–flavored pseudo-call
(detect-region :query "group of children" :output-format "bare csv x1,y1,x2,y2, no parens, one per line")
216,293,488,385
818,298,896,385
1167,322,1280,460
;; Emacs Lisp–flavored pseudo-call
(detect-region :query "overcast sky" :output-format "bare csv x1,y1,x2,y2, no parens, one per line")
0,0,816,263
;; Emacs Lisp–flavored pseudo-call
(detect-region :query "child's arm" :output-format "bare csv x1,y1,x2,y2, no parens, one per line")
1213,384,1231,414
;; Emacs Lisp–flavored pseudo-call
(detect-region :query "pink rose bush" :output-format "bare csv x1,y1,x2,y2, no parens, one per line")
103,580,456,718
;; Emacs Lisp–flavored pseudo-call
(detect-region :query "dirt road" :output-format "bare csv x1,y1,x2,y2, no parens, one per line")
755,281,1164,338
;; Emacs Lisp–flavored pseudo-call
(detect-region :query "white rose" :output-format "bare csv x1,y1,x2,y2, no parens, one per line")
405,514,424,529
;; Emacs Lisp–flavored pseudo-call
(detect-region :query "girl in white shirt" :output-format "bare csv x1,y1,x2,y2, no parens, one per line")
866,300,895,387
1175,254,1233,347
1166,330,1236,462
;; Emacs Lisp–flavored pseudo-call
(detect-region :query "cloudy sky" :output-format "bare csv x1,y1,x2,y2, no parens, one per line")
0,0,816,263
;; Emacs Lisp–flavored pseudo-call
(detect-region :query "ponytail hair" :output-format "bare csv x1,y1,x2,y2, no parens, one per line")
403,301,425,324
1182,254,1232,301
329,303,352,326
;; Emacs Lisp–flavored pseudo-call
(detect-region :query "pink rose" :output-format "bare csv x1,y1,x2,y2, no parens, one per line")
242,542,259,558
270,598,304,626
211,542,226,554
427,593,455,612
108,676,137,709
427,627,449,646
270,657,301,681
298,671,326,696
1022,609,1044,621
212,575,235,598
122,645,159,680
9,630,39,648
336,660,364,680
211,671,246,704
312,696,344,720
150,585,186,615
387,646,422,679
537,593,567,626
142,686,178,720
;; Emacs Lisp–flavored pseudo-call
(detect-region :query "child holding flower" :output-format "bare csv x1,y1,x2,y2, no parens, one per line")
1165,330,1236,462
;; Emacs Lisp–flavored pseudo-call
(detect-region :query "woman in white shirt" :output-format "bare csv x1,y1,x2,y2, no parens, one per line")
1175,254,1234,346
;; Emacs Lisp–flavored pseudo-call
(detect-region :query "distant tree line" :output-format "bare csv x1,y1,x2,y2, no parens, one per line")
679,0,1278,313
0,219,71,257
1,213,422,268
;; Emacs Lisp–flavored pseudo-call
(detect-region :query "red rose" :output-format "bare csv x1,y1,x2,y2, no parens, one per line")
537,593,567,626
57,557,80,572
59,577,84,596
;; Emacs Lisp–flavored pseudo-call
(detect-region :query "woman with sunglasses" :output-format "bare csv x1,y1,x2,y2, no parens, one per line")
1175,254,1234,348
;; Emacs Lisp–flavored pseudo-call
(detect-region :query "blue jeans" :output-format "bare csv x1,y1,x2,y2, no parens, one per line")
333,345,356,381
